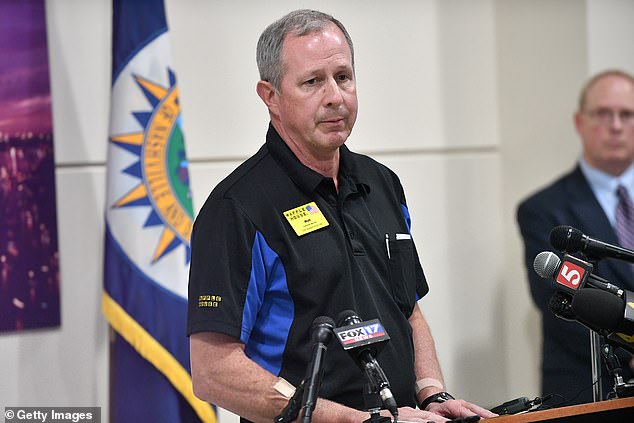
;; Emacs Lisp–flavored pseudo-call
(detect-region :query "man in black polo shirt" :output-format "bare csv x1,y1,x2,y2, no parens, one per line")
187,9,495,423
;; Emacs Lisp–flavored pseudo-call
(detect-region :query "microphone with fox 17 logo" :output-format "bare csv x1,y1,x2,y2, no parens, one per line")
533,251,624,297
334,310,398,420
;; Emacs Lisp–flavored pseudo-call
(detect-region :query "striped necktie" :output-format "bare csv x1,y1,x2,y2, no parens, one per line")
615,185,634,256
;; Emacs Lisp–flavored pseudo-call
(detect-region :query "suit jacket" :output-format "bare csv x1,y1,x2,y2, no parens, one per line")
517,165,634,405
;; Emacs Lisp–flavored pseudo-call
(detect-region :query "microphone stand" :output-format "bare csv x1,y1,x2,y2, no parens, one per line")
274,379,306,423
601,342,634,399
362,382,392,423
300,341,329,423
590,331,603,402
585,256,603,402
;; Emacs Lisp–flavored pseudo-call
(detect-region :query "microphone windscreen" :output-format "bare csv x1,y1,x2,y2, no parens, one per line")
336,309,360,327
550,225,583,252
533,251,561,278
572,289,625,330
311,316,335,344
312,315,335,330
548,291,576,321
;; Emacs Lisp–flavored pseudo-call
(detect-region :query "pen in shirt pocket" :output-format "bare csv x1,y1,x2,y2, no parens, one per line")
385,232,412,259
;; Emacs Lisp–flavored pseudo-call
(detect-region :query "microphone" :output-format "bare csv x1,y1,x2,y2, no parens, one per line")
548,291,576,322
550,225,634,263
274,380,305,423
300,316,336,423
572,289,634,354
334,310,398,420
534,251,634,354
533,251,624,297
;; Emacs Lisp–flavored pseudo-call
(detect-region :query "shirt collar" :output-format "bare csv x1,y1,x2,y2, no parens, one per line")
579,157,634,194
579,158,634,225
265,123,371,194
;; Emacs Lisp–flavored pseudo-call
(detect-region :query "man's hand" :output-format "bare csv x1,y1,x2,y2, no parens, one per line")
426,399,497,420
374,406,450,422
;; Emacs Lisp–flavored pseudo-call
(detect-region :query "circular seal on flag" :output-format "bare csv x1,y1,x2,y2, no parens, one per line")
106,33,193,297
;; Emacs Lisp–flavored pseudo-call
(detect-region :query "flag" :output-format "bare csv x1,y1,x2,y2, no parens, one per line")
103,0,215,421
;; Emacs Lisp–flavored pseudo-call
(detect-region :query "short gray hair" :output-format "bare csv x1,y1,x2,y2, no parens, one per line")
256,9,355,92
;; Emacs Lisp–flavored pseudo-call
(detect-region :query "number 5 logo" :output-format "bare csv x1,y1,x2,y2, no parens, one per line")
556,261,586,291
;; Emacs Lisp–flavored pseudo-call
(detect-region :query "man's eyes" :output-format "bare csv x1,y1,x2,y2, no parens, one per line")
303,74,352,85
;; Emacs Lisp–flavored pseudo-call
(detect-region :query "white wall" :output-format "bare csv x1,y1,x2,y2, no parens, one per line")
496,0,589,401
1,1,634,421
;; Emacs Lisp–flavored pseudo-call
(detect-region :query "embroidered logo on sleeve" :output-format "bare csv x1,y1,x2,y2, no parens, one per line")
198,294,221,308
283,202,329,236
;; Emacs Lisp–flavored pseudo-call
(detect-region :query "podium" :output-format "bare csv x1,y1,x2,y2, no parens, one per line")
484,396,634,422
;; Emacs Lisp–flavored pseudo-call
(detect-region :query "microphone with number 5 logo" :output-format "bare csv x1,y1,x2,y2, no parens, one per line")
533,251,624,297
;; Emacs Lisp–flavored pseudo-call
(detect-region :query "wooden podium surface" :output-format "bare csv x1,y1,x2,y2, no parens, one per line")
483,396,634,422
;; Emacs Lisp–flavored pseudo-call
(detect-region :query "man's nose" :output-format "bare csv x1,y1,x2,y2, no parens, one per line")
324,78,344,107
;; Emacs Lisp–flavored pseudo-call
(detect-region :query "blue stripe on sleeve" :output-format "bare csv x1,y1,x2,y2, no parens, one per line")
401,204,412,232
241,231,294,375
400,204,421,301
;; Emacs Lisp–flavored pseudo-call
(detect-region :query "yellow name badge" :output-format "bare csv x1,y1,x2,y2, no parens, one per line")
283,202,329,236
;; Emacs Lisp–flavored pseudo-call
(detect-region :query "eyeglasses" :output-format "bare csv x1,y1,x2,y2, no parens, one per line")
584,107,634,127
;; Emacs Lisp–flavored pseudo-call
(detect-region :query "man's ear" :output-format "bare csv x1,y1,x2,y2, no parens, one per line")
256,80,278,114
573,111,583,136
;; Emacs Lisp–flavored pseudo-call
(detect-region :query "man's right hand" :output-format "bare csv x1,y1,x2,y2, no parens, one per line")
377,406,450,422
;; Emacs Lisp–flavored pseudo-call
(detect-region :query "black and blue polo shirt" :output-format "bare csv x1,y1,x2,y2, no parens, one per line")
187,123,429,411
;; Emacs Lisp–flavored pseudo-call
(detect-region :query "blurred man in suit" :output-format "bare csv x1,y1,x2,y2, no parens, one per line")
517,69,634,405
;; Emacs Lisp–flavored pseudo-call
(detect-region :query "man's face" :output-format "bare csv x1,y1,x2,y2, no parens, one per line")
272,24,358,160
575,75,634,176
